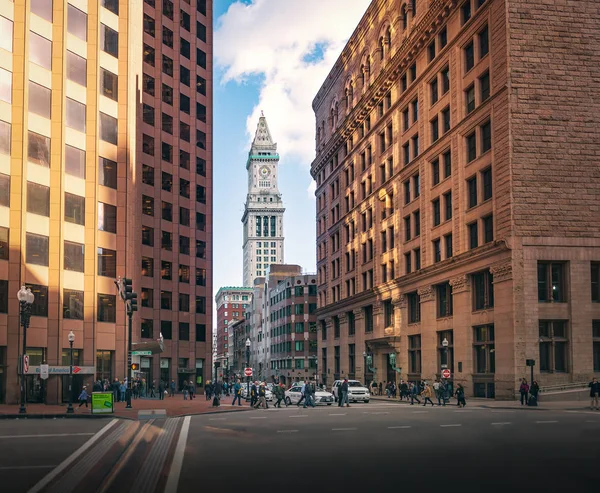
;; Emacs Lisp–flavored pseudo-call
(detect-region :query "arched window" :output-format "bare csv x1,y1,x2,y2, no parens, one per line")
402,5,408,30
349,82,354,103
379,37,385,60
334,102,339,125
412,0,417,17
345,87,350,109
386,27,392,48
360,64,365,87
366,56,371,76
330,108,334,129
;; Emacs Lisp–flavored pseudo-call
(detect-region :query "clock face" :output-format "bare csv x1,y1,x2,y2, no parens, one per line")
259,166,271,178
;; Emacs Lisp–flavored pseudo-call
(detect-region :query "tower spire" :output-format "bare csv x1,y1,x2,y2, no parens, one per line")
251,112,277,154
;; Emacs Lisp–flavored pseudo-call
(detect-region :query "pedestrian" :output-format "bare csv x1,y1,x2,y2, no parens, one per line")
250,381,258,408
183,380,189,400
410,382,421,405
371,380,378,396
150,380,156,398
189,381,195,400
589,377,600,410
170,380,176,397
255,382,269,409
112,378,120,402
78,386,89,408
232,379,243,406
455,384,466,408
297,382,307,407
274,383,287,408
340,378,350,407
303,381,315,408
529,380,539,406
93,379,103,392
400,380,409,401
519,378,529,406
422,382,435,406
434,380,444,406
119,381,126,402
378,382,383,396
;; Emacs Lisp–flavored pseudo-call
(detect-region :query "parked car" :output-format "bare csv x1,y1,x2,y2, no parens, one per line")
284,385,334,406
331,380,370,403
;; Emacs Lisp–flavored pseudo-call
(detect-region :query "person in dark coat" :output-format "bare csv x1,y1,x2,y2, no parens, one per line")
589,377,600,410
519,378,529,406
250,381,258,408
158,380,165,400
529,380,539,406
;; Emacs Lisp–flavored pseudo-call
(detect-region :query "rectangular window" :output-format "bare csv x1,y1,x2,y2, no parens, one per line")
467,176,477,208
465,41,475,72
196,324,206,342
196,212,206,231
181,38,191,59
163,0,174,19
412,134,419,158
162,173,173,192
64,241,84,272
65,146,85,179
473,325,495,374
197,75,207,96
195,296,206,314
592,263,600,303
444,192,452,220
445,233,453,258
144,44,155,67
461,1,472,24
432,198,441,227
30,32,52,70
442,107,450,133
161,321,172,340
404,216,411,242
141,257,154,277
100,24,118,58
28,131,50,167
161,112,173,134
99,157,117,189
142,226,154,246
479,25,489,57
98,202,117,233
97,247,116,277
0,174,8,207
66,51,87,86
162,26,173,47
439,25,447,48
180,94,190,114
162,142,173,163
441,66,450,94
437,282,453,317
408,335,422,373
27,182,50,217
196,103,206,122
180,207,190,226
67,5,87,41
481,120,492,153
144,14,155,37
63,289,84,320
180,65,190,86
538,262,566,303
0,226,7,260
102,0,119,15
179,322,190,340
483,215,494,243
197,48,207,69
0,16,14,52
26,232,48,266
480,71,490,101
466,85,475,114
25,284,48,317
473,270,494,310
443,150,451,178
428,40,436,62
431,117,439,143
162,55,174,76
431,159,440,186
141,319,153,339
64,193,85,225
66,98,86,132
179,235,190,255
162,201,173,222
161,291,172,310
179,294,190,313
97,294,116,322
433,238,441,263
539,320,568,372
195,267,206,286
143,74,155,96
196,157,206,176
28,81,51,118
414,210,420,237
468,222,478,249
180,10,191,31
196,185,206,204
408,292,421,323
100,113,118,144
101,69,118,101
142,166,154,187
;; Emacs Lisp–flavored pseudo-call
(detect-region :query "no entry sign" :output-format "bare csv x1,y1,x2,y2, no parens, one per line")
244,367,253,377
442,369,451,379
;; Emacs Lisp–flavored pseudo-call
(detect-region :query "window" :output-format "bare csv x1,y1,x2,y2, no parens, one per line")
466,132,477,162
163,0,174,19
445,233,453,258
195,268,206,286
162,55,173,76
162,201,173,221
142,134,154,155
24,284,48,317
64,241,84,272
412,98,419,123
29,33,52,70
404,216,411,242
65,146,85,179
67,51,87,86
28,81,51,118
102,0,119,15
539,320,568,372
196,240,206,258
442,107,450,133
465,41,475,72
196,185,206,204
144,14,155,37
473,325,495,373
179,150,191,170
99,157,117,189
466,85,475,114
161,321,172,340
437,282,453,317
141,288,154,309
64,193,85,225
403,108,410,131
100,113,118,144
444,192,452,220
196,296,206,314
468,222,478,249
537,262,566,303
473,270,494,310
179,235,190,255
161,113,173,135
414,210,420,237
0,226,7,260
197,157,206,176
144,44,155,66
98,202,117,233
162,142,173,163
197,75,207,96
196,103,206,122
480,71,490,101
63,289,84,320
409,63,417,82
142,166,155,187
66,98,86,132
97,247,116,277
180,9,191,31
179,322,190,340
438,330,454,371
461,1,472,24
196,212,206,231
467,176,477,208
439,25,447,48
483,215,493,243
430,78,439,106
141,320,153,339
67,5,87,41
162,232,172,250
141,256,154,277
161,291,172,310
180,94,190,114
27,182,50,217
197,48,206,68
408,335,422,373
143,74,155,95
443,149,452,178
28,131,50,167
412,134,419,158
481,120,492,153
142,226,154,246
196,324,206,342
441,66,450,94
179,294,190,313
180,65,190,86
180,207,190,226
101,69,118,101
364,305,373,333
181,38,191,59
592,263,600,302
428,40,436,62
481,167,492,201
100,24,118,58
162,26,173,48
432,199,441,227
97,294,116,322
0,16,14,52
431,117,439,143
408,292,421,323
479,25,489,57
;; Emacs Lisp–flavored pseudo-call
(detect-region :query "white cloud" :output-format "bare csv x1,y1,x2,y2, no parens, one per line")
215,0,370,166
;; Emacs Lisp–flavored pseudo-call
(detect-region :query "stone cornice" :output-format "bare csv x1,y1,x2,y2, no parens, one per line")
449,275,469,294
490,261,513,283
418,286,435,303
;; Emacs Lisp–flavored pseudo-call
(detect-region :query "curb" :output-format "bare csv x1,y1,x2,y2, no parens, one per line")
0,414,120,420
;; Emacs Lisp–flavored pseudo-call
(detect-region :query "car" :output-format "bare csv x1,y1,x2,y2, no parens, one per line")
331,380,371,403
240,385,273,401
284,385,334,406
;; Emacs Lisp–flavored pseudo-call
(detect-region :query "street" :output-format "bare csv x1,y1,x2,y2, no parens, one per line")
1,403,597,493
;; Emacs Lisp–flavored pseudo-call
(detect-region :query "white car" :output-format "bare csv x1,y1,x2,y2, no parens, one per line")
285,385,334,406
240,385,273,401
331,380,371,403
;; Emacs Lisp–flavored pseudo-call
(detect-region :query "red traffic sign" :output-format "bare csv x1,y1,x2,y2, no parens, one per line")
23,355,29,374
442,369,451,379
244,367,253,377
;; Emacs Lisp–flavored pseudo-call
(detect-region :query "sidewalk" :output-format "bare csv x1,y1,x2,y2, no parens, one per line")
0,394,253,419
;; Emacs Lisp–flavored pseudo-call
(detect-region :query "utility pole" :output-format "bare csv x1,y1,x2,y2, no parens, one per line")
115,277,138,409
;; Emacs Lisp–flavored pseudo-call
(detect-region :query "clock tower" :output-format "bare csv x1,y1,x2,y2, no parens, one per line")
241,113,285,287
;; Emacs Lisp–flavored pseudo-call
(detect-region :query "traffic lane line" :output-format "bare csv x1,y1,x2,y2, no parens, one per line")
165,416,191,493
0,433,95,440
440,424,462,427
328,413,347,416
535,421,558,424
388,426,412,429
276,430,299,433
491,422,512,426
331,428,357,431
0,465,58,471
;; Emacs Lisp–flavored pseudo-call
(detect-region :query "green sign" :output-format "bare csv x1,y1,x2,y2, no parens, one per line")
132,351,152,356
91,392,114,414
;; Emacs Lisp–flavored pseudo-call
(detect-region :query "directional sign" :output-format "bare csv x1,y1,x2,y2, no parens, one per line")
23,355,29,374
132,350,152,356
442,369,451,379
244,367,253,377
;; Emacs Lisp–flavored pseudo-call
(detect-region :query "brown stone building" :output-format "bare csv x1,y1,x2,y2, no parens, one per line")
310,0,600,398
0,0,213,404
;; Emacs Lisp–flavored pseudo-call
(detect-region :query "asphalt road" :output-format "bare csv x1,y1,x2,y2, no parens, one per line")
178,403,600,493
0,419,109,493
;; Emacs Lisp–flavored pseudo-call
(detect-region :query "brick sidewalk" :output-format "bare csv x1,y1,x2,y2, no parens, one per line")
0,394,253,419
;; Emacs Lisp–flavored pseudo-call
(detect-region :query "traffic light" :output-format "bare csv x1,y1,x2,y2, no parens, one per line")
123,278,138,312
131,363,139,371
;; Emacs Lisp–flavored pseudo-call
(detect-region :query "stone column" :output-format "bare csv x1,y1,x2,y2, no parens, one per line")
418,286,436,381
394,295,408,381
449,275,471,392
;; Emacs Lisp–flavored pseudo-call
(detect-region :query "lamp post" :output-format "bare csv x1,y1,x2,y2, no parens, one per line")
66,331,75,413
441,337,449,371
245,338,251,398
17,286,34,414
311,355,318,389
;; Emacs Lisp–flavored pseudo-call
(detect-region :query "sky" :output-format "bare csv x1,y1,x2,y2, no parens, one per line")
212,0,371,300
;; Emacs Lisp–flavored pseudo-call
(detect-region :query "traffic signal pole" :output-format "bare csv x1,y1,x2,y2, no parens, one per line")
126,310,133,409
115,277,137,410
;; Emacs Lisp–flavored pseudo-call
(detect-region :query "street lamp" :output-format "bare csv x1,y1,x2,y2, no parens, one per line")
245,338,251,398
66,331,75,414
17,286,34,414
441,337,449,371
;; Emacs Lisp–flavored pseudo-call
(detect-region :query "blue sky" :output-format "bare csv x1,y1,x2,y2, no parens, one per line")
211,0,371,298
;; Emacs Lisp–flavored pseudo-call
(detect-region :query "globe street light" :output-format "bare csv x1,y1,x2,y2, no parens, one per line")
17,286,34,414
66,331,75,414
441,337,449,370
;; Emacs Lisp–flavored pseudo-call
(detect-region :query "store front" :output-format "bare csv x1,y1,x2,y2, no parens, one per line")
0,346,6,403
160,358,170,385
195,358,204,390
26,348,46,403
61,349,83,403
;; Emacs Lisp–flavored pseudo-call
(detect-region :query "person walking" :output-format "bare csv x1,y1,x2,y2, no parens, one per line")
410,382,421,405
519,378,529,406
273,383,286,408
157,380,164,400
455,384,466,408
170,380,176,397
340,378,350,407
434,380,444,406
189,381,195,400
297,382,307,407
232,379,243,406
400,380,409,401
371,380,378,396
303,381,315,408
250,381,258,408
77,386,89,408
589,377,600,410
378,382,383,396
183,380,189,400
255,382,269,409
119,381,126,402
529,380,540,406
422,382,435,407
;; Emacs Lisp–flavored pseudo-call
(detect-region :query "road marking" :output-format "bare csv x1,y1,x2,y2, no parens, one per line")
492,410,514,413
0,465,57,470
0,433,95,440
365,412,389,415
536,420,558,424
28,419,119,493
329,413,346,416
565,410,600,416
289,415,308,418
250,416,266,419
388,426,411,429
491,422,512,426
164,415,191,493
208,418,226,421
586,420,599,423
277,430,299,433
412,411,428,414
440,424,462,427
331,428,357,431
454,410,473,413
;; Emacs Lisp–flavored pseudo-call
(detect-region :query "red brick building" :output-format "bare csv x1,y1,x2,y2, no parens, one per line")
311,0,600,398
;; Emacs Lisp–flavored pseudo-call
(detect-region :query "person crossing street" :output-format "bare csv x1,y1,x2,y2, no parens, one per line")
232,379,243,406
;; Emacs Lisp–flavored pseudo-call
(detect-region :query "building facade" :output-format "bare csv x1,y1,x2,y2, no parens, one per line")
0,0,213,404
311,0,600,398
241,113,285,287
214,286,252,379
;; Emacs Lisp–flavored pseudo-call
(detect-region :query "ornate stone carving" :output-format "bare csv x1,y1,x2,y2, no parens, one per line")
394,295,407,309
417,286,435,303
449,275,469,293
490,262,513,283
353,308,364,320
372,301,383,315
324,317,334,328
338,312,348,324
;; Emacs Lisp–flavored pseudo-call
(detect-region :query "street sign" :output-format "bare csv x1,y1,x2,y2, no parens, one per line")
132,350,152,356
40,364,49,380
442,369,451,379
23,355,29,374
244,367,253,377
